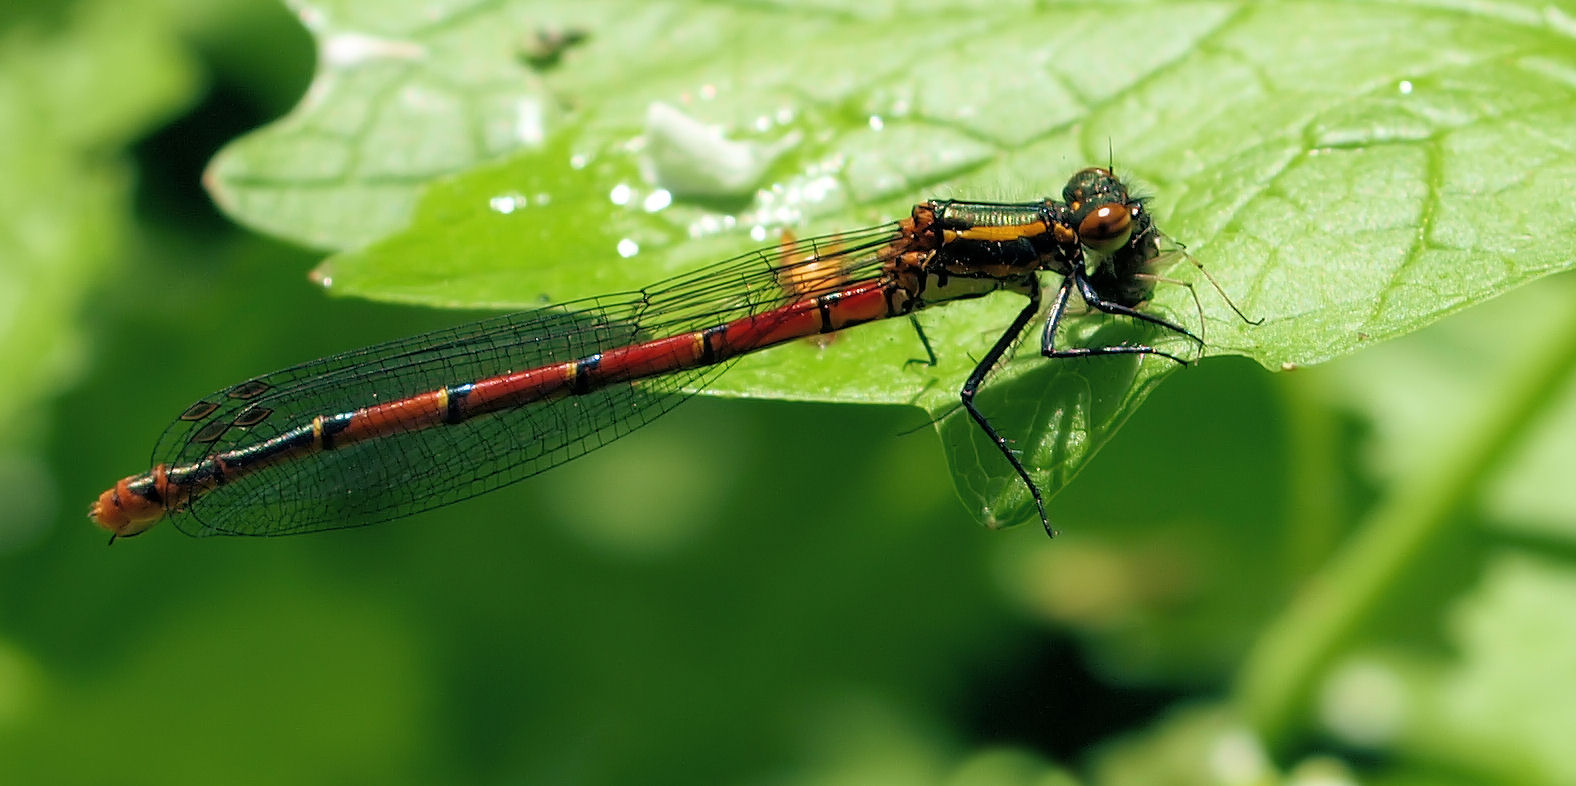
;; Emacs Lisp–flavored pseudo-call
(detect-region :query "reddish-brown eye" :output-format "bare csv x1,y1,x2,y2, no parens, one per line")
1078,203,1134,253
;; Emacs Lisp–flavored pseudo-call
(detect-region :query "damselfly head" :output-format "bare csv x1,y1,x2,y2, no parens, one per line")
1059,168,1158,280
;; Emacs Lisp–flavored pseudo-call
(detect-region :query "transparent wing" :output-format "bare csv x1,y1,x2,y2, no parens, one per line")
151,224,903,536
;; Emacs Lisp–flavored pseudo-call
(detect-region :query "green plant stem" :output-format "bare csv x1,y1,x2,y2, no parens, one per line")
1279,376,1346,581
1236,276,1576,752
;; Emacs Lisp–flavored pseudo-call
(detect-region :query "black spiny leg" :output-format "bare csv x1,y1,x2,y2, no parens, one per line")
959,279,1054,537
1040,268,1200,366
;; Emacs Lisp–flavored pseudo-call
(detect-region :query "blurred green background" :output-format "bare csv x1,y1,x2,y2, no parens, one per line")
4,1,1576,785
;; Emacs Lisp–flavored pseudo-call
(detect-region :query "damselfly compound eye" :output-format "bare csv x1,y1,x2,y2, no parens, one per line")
1078,203,1134,253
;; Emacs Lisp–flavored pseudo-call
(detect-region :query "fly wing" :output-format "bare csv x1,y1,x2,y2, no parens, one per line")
151,224,902,536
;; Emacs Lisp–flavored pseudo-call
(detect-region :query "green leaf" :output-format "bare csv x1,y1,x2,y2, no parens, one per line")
1235,273,1576,750
1414,553,1576,784
210,1,1576,527
1087,703,1366,786
1316,276,1576,543
760,695,1083,786
1318,554,1576,785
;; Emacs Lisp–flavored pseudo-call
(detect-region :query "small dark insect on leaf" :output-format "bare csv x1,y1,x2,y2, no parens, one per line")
519,27,589,70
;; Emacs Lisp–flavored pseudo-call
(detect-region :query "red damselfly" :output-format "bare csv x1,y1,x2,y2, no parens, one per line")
92,167,1252,540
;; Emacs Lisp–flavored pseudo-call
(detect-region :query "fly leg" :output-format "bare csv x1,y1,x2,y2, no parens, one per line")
1042,268,1198,366
958,278,1054,536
